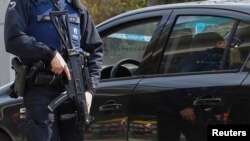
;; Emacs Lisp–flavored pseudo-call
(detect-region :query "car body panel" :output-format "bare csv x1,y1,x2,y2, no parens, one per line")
0,83,24,141
130,72,249,141
85,78,142,140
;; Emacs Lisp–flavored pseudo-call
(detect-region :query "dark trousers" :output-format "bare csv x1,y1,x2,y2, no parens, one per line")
24,85,84,141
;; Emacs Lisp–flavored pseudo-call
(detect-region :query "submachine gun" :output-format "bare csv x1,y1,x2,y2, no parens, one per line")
47,11,92,125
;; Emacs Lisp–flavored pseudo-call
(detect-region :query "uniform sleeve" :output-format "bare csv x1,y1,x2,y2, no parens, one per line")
4,0,56,62
81,10,103,94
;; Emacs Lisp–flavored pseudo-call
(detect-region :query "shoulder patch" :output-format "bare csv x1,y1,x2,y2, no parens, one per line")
8,0,16,11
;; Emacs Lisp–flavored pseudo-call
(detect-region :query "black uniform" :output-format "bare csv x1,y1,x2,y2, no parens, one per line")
4,0,103,141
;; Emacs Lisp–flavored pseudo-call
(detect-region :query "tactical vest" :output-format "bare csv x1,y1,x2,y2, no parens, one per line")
27,0,81,53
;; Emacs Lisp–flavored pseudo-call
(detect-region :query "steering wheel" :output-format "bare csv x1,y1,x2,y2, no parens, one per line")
110,58,140,78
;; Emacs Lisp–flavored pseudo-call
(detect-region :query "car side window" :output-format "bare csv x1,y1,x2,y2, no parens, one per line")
101,20,160,79
229,22,250,69
159,16,239,74
102,20,159,67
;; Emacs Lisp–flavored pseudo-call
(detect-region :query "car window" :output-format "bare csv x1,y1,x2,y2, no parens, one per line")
102,20,159,67
230,22,250,69
158,16,242,74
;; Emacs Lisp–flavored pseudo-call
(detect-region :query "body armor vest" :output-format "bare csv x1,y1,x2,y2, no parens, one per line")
27,0,81,54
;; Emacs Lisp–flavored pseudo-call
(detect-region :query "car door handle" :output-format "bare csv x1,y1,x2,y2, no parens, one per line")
193,98,222,106
99,104,122,112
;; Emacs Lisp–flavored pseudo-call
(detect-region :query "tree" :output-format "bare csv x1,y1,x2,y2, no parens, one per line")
147,0,201,5
82,0,146,24
147,0,163,6
163,0,201,4
81,0,201,24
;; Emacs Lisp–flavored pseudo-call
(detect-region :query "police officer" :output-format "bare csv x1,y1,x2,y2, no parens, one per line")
4,0,103,141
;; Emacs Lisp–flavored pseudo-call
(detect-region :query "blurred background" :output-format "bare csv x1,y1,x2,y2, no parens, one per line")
82,0,201,24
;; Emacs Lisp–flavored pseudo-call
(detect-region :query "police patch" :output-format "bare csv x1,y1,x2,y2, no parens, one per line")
8,0,16,11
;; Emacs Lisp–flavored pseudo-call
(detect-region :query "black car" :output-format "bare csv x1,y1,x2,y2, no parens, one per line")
1,1,250,141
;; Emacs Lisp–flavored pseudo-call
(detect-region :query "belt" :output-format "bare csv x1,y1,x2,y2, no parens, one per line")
27,70,66,86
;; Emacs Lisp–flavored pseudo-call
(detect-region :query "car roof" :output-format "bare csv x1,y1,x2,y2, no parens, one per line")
97,0,250,27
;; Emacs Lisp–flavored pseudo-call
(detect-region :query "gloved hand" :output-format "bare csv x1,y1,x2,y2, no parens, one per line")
85,91,93,114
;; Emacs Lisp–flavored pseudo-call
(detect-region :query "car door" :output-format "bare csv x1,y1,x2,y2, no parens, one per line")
84,9,172,141
130,8,250,141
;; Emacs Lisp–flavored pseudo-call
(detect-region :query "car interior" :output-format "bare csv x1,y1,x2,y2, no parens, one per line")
100,59,140,79
160,23,250,74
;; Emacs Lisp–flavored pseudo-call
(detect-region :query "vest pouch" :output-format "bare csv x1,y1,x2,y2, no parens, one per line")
32,71,65,86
